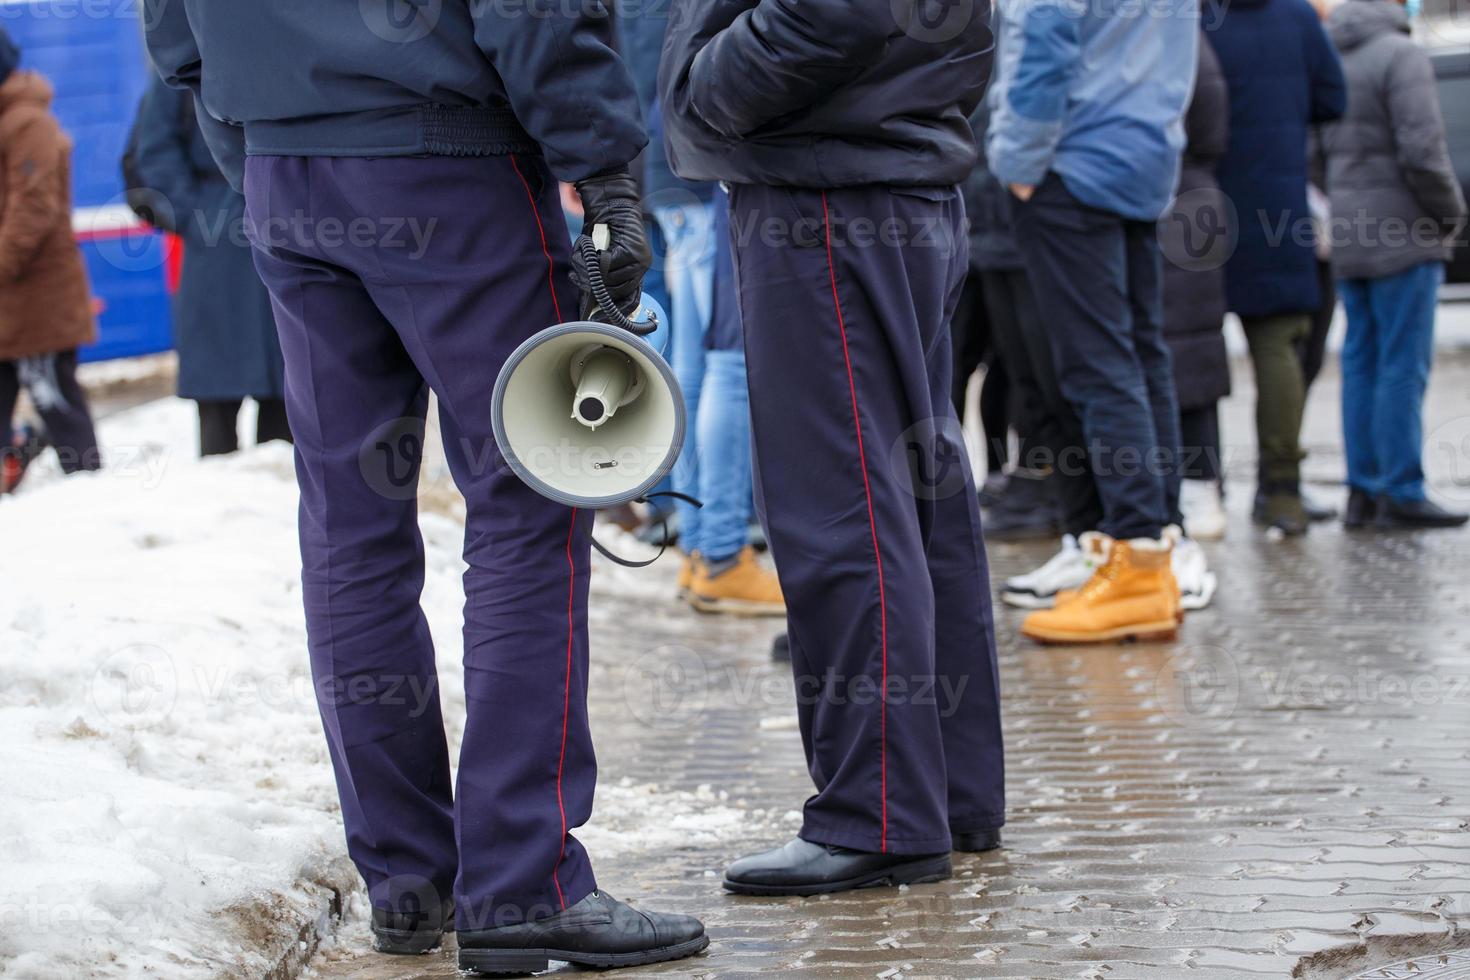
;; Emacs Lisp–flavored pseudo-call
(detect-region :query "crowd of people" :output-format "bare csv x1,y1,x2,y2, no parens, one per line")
0,0,1463,972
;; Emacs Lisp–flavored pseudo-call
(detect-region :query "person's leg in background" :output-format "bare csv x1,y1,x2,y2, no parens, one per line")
948,273,989,425
685,186,783,615
1124,221,1182,529
1179,405,1222,480
0,360,25,494
1281,257,1340,523
198,398,243,456
1337,277,1380,528
1301,258,1336,392
1243,314,1311,534
254,398,293,446
1365,262,1465,527
977,267,1061,541
653,197,716,585
990,267,1106,609
978,350,1010,478
16,351,101,474
1126,220,1217,610
1012,176,1178,643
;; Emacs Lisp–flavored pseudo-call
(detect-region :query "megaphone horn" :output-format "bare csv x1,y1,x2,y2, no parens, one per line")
491,234,685,513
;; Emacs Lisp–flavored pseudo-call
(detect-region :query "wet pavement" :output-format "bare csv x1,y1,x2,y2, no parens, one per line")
297,349,1470,980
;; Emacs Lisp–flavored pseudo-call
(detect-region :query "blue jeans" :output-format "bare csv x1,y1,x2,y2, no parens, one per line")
1339,261,1444,503
654,196,753,561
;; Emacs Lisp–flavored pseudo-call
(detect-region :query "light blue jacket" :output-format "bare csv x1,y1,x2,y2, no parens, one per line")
987,0,1199,221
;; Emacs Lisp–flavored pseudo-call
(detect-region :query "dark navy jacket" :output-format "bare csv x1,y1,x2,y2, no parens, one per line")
1207,0,1346,319
130,77,284,401
143,0,647,189
658,0,993,188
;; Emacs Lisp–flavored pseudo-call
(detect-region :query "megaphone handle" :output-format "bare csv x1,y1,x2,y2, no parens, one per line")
589,490,702,568
575,234,658,337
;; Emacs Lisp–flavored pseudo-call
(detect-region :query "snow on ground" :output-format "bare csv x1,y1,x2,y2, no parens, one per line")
0,397,741,978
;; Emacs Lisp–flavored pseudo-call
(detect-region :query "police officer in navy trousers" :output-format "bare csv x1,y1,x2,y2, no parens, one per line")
145,1,708,972
661,0,1007,892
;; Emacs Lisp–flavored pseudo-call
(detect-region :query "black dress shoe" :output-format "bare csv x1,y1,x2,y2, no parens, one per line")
1343,488,1378,529
457,890,707,975
371,898,453,955
1376,496,1469,529
952,828,1003,853
723,837,951,896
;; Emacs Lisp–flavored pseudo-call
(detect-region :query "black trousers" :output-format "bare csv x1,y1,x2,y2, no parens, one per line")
949,273,1011,474
1014,174,1181,540
197,398,292,456
979,267,1104,536
1179,404,1222,483
0,350,101,474
1299,259,1336,393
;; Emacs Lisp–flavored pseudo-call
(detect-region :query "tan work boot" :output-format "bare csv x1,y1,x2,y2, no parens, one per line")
1021,536,1179,644
688,546,785,616
1053,531,1113,607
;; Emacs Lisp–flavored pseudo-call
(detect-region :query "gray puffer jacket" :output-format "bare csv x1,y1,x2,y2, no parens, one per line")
1321,0,1467,280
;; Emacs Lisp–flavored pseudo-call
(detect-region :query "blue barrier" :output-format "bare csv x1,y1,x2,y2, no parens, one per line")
2,0,173,362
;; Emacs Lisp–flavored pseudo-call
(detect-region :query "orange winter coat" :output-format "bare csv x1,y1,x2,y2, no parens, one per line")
0,70,95,361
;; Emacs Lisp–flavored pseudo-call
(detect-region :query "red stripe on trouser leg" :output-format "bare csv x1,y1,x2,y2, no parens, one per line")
511,151,577,907
820,191,889,853
510,155,566,324
552,511,579,910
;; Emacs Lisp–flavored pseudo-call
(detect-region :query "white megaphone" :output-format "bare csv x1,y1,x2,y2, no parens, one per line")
491,281,684,510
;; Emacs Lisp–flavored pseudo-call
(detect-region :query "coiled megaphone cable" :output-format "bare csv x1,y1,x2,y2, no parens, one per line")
574,232,659,336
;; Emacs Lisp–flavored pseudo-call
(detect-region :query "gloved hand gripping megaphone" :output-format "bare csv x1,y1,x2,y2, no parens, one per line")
491,225,688,537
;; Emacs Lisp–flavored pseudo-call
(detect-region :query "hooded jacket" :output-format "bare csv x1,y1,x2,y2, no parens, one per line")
142,0,646,190
0,71,96,362
985,0,1199,223
658,0,992,188
1320,0,1467,280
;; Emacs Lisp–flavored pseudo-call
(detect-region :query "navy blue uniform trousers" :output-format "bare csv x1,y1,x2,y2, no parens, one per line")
1013,174,1182,541
244,155,596,929
728,184,1006,853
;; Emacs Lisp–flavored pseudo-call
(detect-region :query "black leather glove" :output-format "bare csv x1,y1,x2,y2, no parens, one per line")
569,168,651,321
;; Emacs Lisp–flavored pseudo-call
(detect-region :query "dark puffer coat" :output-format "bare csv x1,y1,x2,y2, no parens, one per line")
130,77,284,401
1160,35,1232,410
658,0,993,188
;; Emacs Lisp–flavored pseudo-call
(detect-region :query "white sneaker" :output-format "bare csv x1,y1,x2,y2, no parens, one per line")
1180,479,1227,541
1166,525,1218,611
1002,534,1104,609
